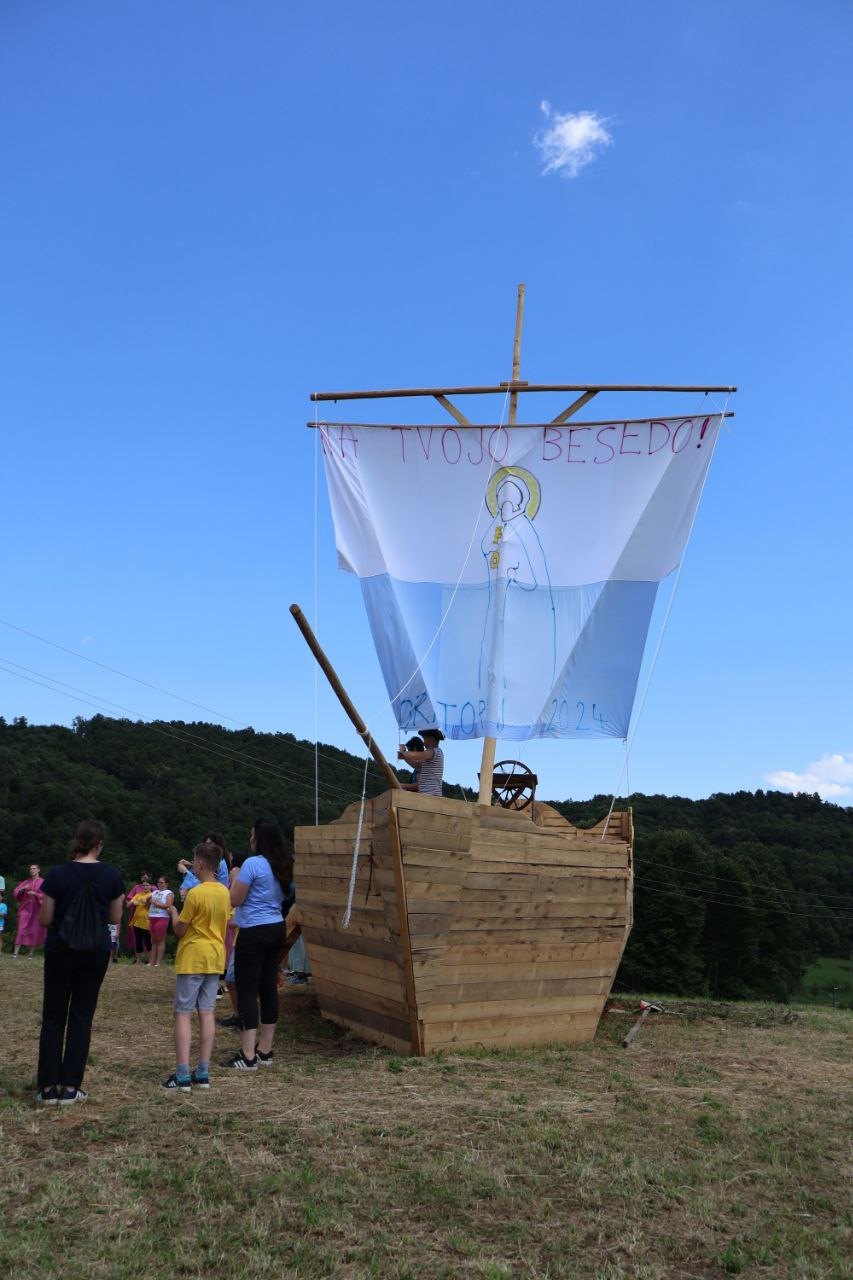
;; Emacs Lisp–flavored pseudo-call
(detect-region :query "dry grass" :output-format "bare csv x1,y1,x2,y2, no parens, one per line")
1,959,850,1279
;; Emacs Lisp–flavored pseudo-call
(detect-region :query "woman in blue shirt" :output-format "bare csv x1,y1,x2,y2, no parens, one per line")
222,817,291,1071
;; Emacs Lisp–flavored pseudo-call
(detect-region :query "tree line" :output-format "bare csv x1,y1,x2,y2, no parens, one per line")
1,715,850,1002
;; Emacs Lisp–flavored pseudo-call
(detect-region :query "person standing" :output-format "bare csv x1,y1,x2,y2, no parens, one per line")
13,864,47,956
126,873,153,963
161,843,230,1092
35,820,124,1105
397,727,445,796
148,877,174,968
0,890,7,953
222,818,291,1071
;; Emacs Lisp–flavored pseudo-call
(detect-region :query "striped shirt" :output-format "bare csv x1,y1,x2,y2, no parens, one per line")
418,746,444,796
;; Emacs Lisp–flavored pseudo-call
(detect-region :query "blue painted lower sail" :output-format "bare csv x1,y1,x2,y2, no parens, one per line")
360,574,660,741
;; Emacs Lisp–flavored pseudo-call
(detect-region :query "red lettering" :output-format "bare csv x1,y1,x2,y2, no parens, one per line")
338,425,359,458
620,424,641,456
594,425,616,464
487,427,509,462
671,420,694,453
542,426,562,462
648,420,671,456
567,426,590,463
392,426,410,462
467,428,485,465
441,428,462,464
416,427,434,460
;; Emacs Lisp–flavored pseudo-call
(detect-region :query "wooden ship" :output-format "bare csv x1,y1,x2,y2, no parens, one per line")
291,287,734,1054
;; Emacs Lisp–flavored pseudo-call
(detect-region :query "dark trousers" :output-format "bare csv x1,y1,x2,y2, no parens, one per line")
234,921,286,1030
133,926,151,953
38,943,110,1088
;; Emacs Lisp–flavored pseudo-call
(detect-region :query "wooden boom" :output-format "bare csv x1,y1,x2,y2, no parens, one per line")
289,603,401,791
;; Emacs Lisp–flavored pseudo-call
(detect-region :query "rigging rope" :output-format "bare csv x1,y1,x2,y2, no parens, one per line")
342,751,371,928
601,395,731,839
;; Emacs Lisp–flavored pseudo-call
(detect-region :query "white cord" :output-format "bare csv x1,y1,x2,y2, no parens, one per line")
361,387,512,727
601,400,729,838
313,396,320,827
342,752,371,928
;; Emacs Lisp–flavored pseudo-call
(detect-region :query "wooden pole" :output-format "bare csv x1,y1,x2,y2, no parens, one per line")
289,603,401,791
310,382,738,402
477,284,525,806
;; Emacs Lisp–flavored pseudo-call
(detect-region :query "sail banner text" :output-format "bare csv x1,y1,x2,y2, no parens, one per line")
320,416,722,740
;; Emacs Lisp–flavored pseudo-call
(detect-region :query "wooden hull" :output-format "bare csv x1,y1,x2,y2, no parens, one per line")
293,790,633,1055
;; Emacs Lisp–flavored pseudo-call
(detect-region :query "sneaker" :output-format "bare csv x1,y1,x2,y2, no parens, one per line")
220,1051,258,1071
190,1070,210,1090
218,1014,242,1028
161,1073,192,1093
59,1087,88,1106
36,1086,59,1105
257,1050,274,1067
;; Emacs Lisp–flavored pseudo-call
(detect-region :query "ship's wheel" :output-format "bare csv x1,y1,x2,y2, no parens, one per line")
491,760,538,810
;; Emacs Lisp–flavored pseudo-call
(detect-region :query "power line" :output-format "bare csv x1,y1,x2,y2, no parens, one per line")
0,661,372,808
0,616,383,783
637,876,853,922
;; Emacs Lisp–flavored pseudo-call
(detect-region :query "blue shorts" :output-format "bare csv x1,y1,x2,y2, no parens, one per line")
174,973,219,1013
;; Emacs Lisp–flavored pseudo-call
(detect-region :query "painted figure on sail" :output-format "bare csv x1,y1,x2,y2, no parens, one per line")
479,467,556,729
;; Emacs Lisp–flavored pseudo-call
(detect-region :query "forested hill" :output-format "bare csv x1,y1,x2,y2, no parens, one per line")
1,715,850,1002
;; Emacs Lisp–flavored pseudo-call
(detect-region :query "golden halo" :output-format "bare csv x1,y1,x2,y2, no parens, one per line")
485,466,542,519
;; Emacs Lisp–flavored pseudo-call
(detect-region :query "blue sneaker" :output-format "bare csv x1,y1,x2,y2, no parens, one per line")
161,1073,191,1093
190,1070,210,1090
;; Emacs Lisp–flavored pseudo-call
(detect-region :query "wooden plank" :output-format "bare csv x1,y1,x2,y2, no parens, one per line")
460,869,628,890
445,924,628,944
416,975,611,1004
415,961,617,985
313,977,409,1020
388,798,423,1054
300,907,393,940
320,994,412,1046
321,1011,412,1057
422,1012,601,1051
308,942,404,984
302,927,398,962
551,388,599,424
431,940,625,967
312,961,406,1002
433,393,472,427
421,993,602,1021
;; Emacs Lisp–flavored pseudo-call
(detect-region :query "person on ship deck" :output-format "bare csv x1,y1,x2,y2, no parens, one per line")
397,727,444,796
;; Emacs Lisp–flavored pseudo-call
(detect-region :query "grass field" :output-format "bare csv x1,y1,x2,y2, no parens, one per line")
1,960,850,1280
795,957,853,1009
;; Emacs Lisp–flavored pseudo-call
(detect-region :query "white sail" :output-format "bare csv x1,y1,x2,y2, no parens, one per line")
321,415,721,740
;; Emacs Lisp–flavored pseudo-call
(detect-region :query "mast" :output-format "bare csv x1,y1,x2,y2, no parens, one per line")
477,283,525,806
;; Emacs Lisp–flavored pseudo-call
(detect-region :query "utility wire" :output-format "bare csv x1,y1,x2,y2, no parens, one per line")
0,661,373,808
0,616,376,782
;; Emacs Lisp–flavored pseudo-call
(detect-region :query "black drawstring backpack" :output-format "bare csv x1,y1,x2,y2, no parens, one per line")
58,865,104,951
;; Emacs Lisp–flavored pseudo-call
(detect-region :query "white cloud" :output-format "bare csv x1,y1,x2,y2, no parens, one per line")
535,105,613,178
765,753,853,800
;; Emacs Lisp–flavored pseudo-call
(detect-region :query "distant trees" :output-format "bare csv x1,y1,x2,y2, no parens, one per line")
558,789,852,1001
1,717,851,1001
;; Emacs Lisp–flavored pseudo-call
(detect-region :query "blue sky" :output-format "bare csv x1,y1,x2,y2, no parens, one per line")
2,1,852,806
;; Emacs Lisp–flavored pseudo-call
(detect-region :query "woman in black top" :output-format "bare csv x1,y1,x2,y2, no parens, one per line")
36,820,124,1106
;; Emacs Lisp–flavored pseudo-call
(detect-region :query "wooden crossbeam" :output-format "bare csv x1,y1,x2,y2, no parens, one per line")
433,394,471,427
551,389,599,424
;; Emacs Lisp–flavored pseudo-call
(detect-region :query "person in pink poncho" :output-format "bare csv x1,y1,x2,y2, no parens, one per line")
14,864,47,956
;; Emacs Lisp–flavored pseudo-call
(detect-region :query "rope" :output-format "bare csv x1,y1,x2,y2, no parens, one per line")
360,386,512,727
601,399,729,839
342,751,371,928
313,395,320,826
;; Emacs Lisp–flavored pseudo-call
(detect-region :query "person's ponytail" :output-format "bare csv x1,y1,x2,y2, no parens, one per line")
70,819,106,858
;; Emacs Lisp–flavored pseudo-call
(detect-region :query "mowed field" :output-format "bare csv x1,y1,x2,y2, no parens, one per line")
1,961,850,1280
